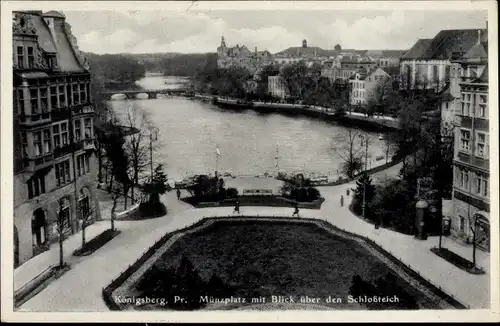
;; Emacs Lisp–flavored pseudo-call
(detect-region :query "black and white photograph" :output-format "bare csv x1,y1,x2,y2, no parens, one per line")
1,0,498,322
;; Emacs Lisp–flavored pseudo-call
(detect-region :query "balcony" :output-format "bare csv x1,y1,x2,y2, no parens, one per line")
51,108,69,122
83,138,95,151
53,142,84,159
23,152,54,172
73,105,95,116
19,112,51,127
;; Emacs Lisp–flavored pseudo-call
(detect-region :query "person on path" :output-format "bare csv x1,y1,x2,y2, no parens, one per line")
340,195,344,207
346,188,350,196
176,188,181,200
292,203,300,217
233,200,240,214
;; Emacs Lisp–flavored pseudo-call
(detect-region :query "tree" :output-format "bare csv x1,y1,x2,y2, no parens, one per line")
332,129,365,179
365,75,393,116
110,188,120,232
280,61,309,99
123,104,154,203
255,63,280,99
382,132,396,163
355,174,375,203
334,44,342,51
76,196,94,248
55,205,68,268
103,123,132,209
142,164,171,204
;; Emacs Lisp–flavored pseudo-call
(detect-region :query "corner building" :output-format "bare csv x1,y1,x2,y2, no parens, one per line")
13,11,101,267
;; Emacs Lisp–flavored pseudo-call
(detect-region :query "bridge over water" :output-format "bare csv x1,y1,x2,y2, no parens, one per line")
102,88,188,100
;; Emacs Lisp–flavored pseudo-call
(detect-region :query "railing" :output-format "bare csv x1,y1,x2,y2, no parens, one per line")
73,105,94,115
102,216,469,310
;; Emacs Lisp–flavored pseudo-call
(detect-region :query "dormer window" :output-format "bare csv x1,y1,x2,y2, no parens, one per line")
27,46,35,68
17,46,24,68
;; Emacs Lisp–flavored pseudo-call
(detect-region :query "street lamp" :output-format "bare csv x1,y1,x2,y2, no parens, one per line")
359,133,369,219
149,127,159,181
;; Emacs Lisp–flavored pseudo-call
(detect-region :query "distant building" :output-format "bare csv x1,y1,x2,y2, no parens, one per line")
450,31,489,251
216,36,273,74
268,75,289,99
400,28,488,91
13,11,101,267
349,67,392,106
364,50,407,68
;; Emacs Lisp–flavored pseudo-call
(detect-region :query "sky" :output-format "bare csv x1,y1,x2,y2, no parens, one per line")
63,9,488,54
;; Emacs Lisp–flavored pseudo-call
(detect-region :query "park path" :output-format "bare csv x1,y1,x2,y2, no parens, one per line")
15,172,490,311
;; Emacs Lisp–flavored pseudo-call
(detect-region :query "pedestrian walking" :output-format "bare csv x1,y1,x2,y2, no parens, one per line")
292,203,300,217
233,200,240,214
176,188,181,200
346,188,350,196
340,195,344,207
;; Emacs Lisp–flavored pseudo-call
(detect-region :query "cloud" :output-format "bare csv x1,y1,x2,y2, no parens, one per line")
68,10,488,54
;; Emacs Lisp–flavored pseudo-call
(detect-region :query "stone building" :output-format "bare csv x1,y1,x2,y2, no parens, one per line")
349,67,392,106
13,10,101,267
399,28,488,92
268,75,289,99
216,36,273,74
450,33,489,251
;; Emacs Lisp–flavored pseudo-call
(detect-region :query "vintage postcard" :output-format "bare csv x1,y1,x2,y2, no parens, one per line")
1,0,498,323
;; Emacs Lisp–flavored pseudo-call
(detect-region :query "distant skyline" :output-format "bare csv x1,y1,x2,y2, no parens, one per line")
64,10,488,54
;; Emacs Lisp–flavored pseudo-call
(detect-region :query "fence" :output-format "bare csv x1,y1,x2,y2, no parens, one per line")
102,215,468,310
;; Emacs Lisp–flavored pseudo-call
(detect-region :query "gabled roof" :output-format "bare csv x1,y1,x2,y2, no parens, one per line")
275,46,325,57
402,29,487,60
14,11,86,72
401,39,433,59
43,11,65,18
365,49,407,58
462,42,488,60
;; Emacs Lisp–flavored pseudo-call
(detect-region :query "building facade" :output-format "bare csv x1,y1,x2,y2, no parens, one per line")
451,35,489,251
400,29,487,92
349,68,392,106
13,11,101,267
217,36,273,74
268,75,289,99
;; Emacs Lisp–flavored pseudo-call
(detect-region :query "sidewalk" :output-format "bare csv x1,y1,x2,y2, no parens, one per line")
16,182,490,311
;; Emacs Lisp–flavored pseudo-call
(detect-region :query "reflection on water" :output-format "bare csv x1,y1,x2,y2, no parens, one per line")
108,76,386,181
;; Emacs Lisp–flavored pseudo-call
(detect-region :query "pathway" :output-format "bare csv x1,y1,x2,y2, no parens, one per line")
15,176,490,311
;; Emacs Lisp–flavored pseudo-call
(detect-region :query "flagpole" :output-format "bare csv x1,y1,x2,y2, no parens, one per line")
276,146,279,176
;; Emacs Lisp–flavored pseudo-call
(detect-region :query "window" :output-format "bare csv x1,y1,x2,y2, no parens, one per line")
58,198,71,230
76,154,83,176
72,84,79,105
43,129,51,153
50,85,57,109
459,215,466,232
40,87,48,113
85,154,90,173
32,209,47,246
84,118,92,139
30,88,39,114
21,132,28,160
58,85,66,107
74,119,81,141
27,46,35,68
445,102,449,110
61,122,68,145
33,131,42,156
17,46,24,68
444,65,450,82
27,175,46,199
458,169,469,190
53,124,61,148
79,83,86,103
55,160,71,186
474,173,488,197
475,132,487,158
460,129,471,152
477,94,487,118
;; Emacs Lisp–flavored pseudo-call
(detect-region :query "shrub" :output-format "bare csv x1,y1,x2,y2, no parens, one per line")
226,187,239,198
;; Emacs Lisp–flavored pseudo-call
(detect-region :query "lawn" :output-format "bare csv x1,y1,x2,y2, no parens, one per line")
134,220,443,310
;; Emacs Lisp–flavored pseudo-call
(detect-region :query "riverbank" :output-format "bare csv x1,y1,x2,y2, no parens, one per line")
192,94,399,131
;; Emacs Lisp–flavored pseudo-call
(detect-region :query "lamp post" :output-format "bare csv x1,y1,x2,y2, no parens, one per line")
149,127,159,181
359,134,369,219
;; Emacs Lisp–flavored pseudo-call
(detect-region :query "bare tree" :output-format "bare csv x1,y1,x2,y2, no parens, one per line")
332,129,365,179
76,197,94,248
110,186,122,232
55,204,70,268
123,104,154,205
